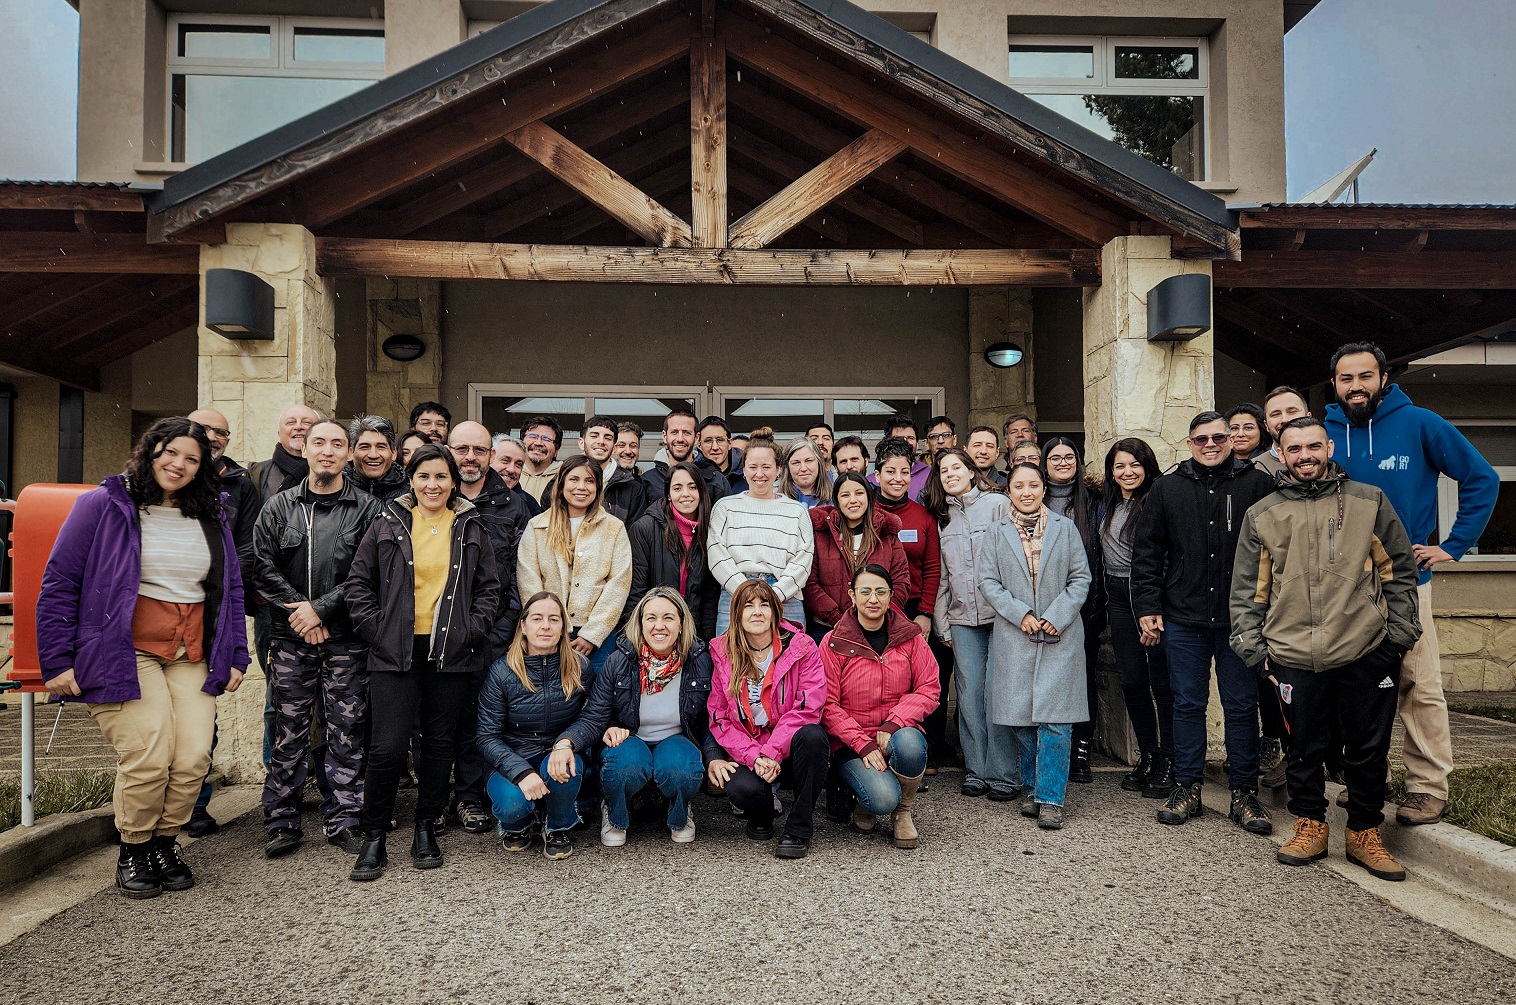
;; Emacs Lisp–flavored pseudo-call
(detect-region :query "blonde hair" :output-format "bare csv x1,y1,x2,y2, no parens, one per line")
778,435,832,505
505,592,583,699
624,587,695,660
723,578,784,700
545,454,603,563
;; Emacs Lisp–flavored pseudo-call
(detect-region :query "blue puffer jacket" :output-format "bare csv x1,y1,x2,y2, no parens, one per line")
477,652,604,783
582,634,725,763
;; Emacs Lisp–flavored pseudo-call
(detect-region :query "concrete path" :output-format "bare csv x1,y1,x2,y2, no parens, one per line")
1,772,1512,1004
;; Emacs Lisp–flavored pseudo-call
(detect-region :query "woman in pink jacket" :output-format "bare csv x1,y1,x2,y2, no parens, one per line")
820,565,940,849
707,578,830,860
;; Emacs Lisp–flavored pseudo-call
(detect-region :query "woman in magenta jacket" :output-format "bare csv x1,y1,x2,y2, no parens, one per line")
820,564,940,849
706,577,829,859
803,472,911,643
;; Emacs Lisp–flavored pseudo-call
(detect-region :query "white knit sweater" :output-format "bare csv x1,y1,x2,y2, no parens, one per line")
706,493,814,601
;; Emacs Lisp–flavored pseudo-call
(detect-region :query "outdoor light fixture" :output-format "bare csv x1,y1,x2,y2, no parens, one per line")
984,341,1025,368
204,268,275,340
1146,273,1212,341
382,334,427,362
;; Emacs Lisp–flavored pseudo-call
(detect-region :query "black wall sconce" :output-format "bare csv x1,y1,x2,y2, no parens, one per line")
204,268,275,340
983,341,1025,368
1146,273,1212,341
382,334,427,362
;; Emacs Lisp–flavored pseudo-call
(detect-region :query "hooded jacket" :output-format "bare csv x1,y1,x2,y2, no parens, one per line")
707,625,826,766
1129,457,1277,629
582,634,724,763
252,478,381,642
645,451,731,504
932,487,1011,639
1230,462,1422,672
1324,384,1498,585
803,505,911,630
624,506,708,635
344,493,501,675
37,476,249,702
516,506,633,648
476,652,603,783
345,460,408,501
819,608,939,756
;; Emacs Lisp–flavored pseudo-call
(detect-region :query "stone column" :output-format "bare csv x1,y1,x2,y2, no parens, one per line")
364,279,443,428
198,223,337,783
966,287,1034,432
1082,235,1214,471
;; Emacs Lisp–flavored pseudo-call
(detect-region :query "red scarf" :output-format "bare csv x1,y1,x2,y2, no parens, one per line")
638,643,683,695
671,507,699,594
738,633,785,736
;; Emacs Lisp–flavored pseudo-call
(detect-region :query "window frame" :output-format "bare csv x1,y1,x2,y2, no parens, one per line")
1437,419,1516,560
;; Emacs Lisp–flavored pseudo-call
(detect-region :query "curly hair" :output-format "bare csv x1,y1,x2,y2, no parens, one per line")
122,417,221,521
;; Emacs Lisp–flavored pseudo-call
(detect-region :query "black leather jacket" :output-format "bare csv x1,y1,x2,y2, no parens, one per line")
253,478,381,642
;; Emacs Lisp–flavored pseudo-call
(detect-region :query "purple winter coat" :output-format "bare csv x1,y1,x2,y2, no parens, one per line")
37,475,250,703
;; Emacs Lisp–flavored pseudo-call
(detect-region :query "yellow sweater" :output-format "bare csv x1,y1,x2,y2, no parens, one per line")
411,507,455,635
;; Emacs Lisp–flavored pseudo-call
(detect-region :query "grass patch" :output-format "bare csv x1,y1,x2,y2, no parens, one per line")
1390,763,1516,847
1447,702,1516,726
0,769,115,832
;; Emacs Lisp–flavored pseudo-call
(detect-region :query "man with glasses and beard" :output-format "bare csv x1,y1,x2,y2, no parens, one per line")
518,416,563,502
1324,341,1498,826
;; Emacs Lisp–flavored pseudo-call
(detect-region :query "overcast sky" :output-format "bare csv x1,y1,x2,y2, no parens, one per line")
2,0,1514,203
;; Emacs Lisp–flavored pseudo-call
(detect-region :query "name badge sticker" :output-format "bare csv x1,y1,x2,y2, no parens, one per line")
899,529,919,543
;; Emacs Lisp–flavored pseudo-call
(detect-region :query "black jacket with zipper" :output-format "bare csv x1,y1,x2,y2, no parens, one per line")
477,653,604,783
582,634,724,763
215,455,262,614
644,453,731,504
344,493,501,675
622,507,709,636
1129,456,1276,629
537,462,650,527
467,468,533,658
253,478,381,643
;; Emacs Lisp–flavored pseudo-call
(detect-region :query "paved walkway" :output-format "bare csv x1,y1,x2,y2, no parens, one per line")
1,774,1512,1003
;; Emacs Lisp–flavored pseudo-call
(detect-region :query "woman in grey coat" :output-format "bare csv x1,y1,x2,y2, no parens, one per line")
980,462,1091,830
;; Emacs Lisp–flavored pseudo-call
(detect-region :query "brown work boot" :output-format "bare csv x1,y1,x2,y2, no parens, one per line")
1346,826,1407,882
890,770,923,849
1276,817,1328,866
1395,792,1447,826
851,802,876,834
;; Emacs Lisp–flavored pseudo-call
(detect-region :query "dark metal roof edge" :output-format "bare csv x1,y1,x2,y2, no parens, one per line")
786,0,1236,233
1244,202,1516,211
0,179,133,189
153,0,643,213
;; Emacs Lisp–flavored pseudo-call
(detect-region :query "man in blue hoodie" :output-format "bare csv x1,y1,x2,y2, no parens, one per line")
1324,342,1498,825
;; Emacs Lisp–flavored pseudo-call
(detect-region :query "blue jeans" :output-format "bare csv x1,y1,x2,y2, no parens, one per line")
1014,723,1073,807
949,624,1021,792
487,754,584,834
600,734,704,830
578,633,616,677
1165,622,1260,788
840,727,929,815
715,585,806,635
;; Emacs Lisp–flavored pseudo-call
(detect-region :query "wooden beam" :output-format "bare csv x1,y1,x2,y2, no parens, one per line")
0,274,123,329
315,236,1101,286
690,37,729,248
1248,289,1381,345
1216,251,1516,289
0,187,143,212
1385,292,1516,364
38,278,198,351
503,119,693,247
726,166,847,244
0,233,200,273
0,346,100,391
78,300,201,366
728,128,904,249
1212,296,1327,360
557,163,694,243
1239,206,1516,230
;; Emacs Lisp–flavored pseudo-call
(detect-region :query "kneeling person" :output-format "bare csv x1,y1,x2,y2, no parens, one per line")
1230,418,1421,881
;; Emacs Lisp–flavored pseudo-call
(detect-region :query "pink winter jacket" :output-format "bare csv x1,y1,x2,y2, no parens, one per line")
819,608,941,757
708,625,827,767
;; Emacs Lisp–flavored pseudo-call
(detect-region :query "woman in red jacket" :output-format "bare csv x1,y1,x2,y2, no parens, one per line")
803,472,910,643
820,565,940,849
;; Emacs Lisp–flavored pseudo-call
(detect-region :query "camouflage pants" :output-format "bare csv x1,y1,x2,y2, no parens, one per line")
262,638,368,836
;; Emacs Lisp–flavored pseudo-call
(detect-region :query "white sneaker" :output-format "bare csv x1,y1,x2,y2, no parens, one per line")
599,803,626,848
671,809,696,844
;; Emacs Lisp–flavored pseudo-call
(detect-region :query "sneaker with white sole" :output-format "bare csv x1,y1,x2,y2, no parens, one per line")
671,809,696,844
599,803,627,848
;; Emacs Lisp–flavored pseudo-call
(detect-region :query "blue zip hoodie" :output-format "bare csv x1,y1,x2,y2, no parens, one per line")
1324,384,1498,585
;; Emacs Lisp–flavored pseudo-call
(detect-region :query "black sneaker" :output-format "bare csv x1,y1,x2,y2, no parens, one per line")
327,827,365,855
774,834,810,859
498,825,535,853
1229,788,1274,836
960,777,990,798
456,803,496,834
115,841,162,900
543,829,574,861
1142,754,1175,799
1121,753,1154,793
149,836,195,891
986,784,1023,803
184,807,220,838
744,820,775,841
1157,782,1203,825
264,827,304,859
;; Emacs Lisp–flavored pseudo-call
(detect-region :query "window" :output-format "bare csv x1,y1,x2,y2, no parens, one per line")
714,387,944,453
1438,424,1516,557
168,15,384,163
469,384,704,463
1009,35,1208,181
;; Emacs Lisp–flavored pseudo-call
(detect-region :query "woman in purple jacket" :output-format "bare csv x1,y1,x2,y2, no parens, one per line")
37,417,249,901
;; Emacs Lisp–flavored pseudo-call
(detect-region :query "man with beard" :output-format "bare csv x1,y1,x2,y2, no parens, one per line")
346,414,407,500
1252,386,1311,479
539,416,649,523
1231,417,1421,880
1324,341,1498,825
409,401,451,444
491,433,542,516
646,408,730,502
614,421,643,474
806,421,835,470
698,416,745,493
254,420,381,858
444,420,533,833
249,404,318,502
518,416,563,502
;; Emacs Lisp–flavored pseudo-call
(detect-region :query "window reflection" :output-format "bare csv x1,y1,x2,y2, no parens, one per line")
1027,93,1204,180
172,75,373,162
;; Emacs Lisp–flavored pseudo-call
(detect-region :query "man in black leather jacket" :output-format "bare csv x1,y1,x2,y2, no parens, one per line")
253,419,381,859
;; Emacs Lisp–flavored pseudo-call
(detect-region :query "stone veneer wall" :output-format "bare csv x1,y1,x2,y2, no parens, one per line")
1436,614,1516,692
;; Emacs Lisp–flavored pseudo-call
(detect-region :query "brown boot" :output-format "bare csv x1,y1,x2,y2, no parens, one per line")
891,770,924,849
1346,826,1407,882
851,802,876,834
1395,792,1447,826
1276,817,1328,866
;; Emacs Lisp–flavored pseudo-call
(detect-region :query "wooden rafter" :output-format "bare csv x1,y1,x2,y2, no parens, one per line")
78,298,201,366
1246,289,1382,345
0,187,143,212
1216,251,1516,289
726,165,847,244
0,234,199,274
1211,297,1325,360
314,236,1100,286
1239,206,1516,230
690,37,729,248
0,274,123,329
40,277,198,351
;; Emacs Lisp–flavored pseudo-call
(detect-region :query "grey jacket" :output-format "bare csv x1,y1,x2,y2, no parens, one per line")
933,488,1011,639
979,509,1092,727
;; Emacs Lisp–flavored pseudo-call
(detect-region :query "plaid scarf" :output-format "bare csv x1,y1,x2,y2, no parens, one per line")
1011,506,1048,592
638,644,683,695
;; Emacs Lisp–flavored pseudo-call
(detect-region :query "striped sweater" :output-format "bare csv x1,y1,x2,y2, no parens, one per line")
706,493,815,601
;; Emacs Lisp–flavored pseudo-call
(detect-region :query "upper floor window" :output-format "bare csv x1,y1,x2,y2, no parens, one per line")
168,15,384,163
1009,35,1208,181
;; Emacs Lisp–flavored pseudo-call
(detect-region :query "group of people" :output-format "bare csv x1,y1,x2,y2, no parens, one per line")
36,340,1497,899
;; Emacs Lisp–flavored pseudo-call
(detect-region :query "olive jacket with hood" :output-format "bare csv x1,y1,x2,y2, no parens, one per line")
1229,462,1422,673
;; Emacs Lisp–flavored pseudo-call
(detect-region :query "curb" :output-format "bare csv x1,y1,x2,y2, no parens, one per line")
0,805,117,893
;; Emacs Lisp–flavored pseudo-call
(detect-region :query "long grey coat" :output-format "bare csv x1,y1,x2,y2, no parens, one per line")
978,510,1092,727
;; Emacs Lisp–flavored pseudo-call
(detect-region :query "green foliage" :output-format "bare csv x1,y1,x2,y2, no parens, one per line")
1448,702,1516,725
0,769,115,832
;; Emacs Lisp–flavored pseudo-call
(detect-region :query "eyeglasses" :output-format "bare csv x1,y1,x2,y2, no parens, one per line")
1190,433,1230,446
200,425,230,439
523,432,555,443
450,445,491,456
701,436,729,445
926,431,954,442
853,588,892,598
1047,454,1077,464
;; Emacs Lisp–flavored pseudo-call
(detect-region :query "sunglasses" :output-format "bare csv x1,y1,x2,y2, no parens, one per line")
1190,433,1230,446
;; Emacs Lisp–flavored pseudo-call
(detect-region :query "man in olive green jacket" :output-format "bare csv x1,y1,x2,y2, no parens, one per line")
1229,417,1421,882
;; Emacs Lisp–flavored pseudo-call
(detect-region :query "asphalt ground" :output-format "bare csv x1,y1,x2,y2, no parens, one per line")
2,770,1513,1005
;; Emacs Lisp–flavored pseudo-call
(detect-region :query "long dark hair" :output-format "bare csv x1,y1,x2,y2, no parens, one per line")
831,471,880,573
1101,437,1160,542
123,417,221,521
404,443,462,504
660,460,711,569
922,447,983,529
546,454,604,561
1041,436,1097,549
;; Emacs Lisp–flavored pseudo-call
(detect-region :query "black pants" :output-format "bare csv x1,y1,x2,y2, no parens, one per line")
1258,675,1288,751
1106,576,1173,757
448,668,491,808
725,724,829,840
361,638,476,835
922,631,957,761
1072,611,1104,745
1273,640,1402,831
